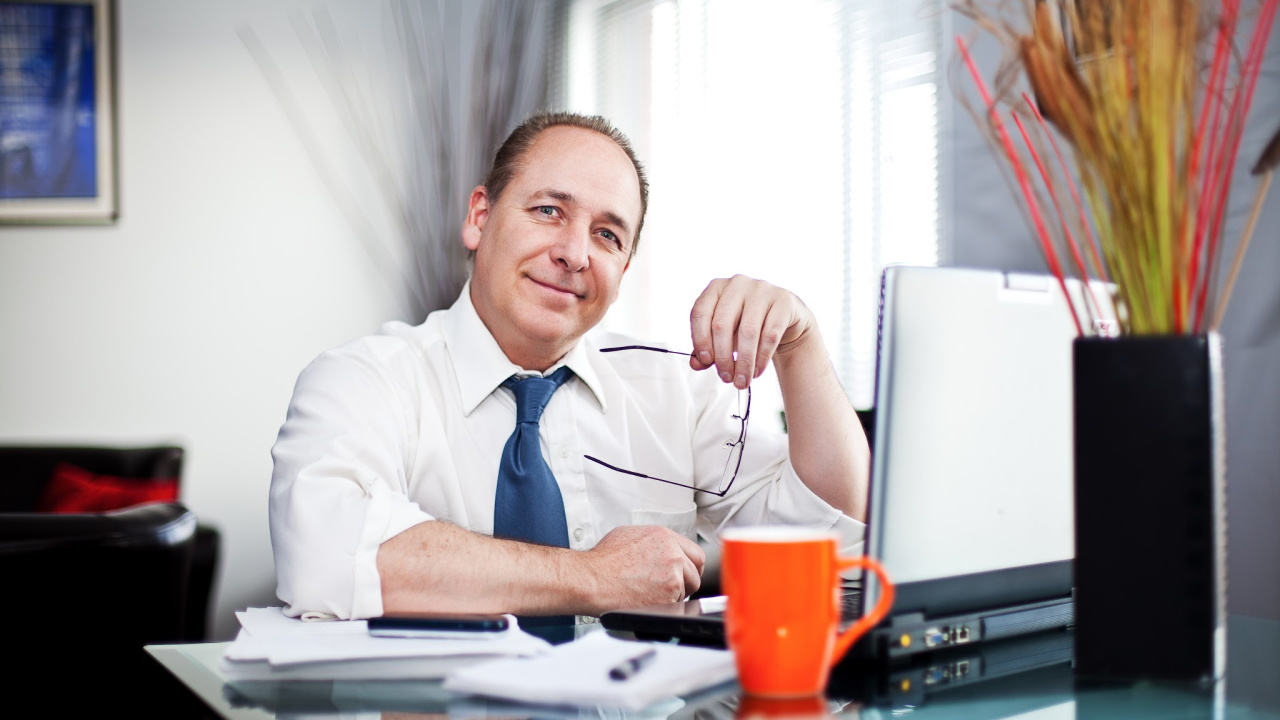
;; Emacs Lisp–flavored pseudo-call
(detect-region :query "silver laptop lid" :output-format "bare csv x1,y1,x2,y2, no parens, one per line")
863,266,1111,614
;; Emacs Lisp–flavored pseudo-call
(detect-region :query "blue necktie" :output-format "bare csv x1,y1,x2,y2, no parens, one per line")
493,366,575,547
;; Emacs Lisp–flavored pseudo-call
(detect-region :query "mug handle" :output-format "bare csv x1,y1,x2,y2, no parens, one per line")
831,556,895,663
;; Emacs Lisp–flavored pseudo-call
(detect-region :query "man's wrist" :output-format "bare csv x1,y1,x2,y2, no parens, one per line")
774,323,825,372
538,544,599,616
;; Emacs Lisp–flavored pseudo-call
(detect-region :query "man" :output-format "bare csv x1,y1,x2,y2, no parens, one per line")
270,112,869,620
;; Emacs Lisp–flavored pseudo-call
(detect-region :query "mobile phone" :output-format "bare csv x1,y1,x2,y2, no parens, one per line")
367,612,510,639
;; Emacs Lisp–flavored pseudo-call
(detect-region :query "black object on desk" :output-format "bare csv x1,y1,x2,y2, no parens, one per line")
1074,336,1226,682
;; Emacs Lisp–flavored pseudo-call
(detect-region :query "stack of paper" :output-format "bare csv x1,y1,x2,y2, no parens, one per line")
220,607,551,681
444,631,737,711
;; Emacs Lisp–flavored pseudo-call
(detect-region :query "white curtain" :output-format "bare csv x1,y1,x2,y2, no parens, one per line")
242,0,564,322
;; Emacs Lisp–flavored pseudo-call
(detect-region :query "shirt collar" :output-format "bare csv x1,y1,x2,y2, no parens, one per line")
442,282,609,416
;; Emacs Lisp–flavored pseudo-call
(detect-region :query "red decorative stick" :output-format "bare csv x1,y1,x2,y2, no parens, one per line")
1011,108,1104,327
956,36,1084,336
1193,0,1278,331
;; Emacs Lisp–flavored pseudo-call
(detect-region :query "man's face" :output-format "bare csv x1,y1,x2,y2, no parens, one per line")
463,126,642,369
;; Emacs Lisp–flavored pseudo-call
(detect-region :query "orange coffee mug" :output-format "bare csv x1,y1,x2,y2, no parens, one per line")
721,526,895,697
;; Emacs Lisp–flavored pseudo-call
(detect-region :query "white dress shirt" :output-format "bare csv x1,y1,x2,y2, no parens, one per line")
270,285,866,619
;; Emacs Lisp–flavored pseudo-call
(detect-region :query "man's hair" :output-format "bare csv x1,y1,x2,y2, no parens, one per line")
479,111,650,257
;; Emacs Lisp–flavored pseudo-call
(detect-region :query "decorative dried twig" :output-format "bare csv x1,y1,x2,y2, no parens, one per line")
1213,123,1280,328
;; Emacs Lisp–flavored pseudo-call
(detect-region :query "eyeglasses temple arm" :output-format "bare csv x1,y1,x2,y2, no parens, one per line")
584,455,728,497
597,345,692,356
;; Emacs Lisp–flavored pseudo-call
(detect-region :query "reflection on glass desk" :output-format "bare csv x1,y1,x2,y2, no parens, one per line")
146,615,1280,719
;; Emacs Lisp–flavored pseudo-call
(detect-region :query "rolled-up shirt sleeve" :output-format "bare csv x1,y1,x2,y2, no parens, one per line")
270,344,434,620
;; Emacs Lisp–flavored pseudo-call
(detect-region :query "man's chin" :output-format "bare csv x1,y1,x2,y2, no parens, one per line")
515,305,604,348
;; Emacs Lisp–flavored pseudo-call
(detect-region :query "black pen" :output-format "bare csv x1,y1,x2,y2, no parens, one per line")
608,647,658,681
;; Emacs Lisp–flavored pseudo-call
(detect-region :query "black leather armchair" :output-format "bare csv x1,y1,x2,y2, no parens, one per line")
0,445,220,642
0,501,220,716
0,503,198,643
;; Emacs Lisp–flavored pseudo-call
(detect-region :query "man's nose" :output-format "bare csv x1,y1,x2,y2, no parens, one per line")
551,223,590,272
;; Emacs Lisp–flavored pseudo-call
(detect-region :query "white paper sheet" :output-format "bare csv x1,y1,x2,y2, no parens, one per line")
443,631,736,711
220,607,551,677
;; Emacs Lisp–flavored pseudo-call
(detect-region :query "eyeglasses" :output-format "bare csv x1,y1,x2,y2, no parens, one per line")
584,345,751,497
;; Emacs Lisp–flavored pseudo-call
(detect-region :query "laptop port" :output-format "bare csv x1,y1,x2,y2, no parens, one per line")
956,660,971,677
924,627,946,647
955,626,972,643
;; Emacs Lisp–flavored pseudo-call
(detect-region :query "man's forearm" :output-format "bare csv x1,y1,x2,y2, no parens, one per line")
378,520,594,616
773,327,870,521
377,520,705,617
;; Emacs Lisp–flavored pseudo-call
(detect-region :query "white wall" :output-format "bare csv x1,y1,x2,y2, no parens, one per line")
0,0,406,639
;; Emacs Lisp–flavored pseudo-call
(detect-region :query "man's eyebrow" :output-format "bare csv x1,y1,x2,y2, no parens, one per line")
531,188,633,238
536,188,577,204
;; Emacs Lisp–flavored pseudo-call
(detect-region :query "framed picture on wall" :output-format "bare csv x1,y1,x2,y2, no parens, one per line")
0,0,116,224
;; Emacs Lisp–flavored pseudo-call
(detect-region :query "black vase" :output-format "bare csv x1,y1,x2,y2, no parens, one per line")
1073,333,1226,682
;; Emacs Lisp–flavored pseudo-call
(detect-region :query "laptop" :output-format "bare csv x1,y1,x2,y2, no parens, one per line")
603,266,1107,658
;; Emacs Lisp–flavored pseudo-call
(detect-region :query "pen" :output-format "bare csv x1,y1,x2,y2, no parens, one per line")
608,647,658,681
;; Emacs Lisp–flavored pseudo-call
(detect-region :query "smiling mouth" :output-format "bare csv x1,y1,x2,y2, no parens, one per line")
528,276,584,298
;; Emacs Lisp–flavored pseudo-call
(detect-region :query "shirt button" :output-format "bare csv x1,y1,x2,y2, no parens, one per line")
558,446,570,458
573,527,585,541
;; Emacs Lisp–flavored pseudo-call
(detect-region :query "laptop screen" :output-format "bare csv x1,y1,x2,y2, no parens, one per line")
863,267,1109,613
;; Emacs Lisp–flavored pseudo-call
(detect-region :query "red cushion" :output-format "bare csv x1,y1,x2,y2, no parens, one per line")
36,462,179,513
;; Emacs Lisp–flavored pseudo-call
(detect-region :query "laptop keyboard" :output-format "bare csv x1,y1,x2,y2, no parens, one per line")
703,590,862,620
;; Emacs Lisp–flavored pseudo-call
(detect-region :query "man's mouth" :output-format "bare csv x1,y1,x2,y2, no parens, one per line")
527,276,584,299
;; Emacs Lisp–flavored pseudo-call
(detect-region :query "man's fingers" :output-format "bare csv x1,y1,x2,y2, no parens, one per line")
753,302,791,379
689,280,725,371
682,555,702,598
708,282,745,383
674,532,706,575
674,529,704,598
733,291,775,388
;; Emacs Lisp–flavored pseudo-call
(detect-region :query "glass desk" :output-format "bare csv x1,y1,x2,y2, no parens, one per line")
147,615,1280,719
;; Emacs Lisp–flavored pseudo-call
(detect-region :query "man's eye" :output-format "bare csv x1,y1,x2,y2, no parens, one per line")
600,229,619,244
536,206,557,217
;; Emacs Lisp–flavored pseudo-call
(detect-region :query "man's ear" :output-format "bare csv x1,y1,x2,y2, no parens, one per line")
461,185,490,252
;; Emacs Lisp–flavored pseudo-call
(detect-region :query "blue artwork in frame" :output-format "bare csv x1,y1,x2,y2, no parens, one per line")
0,0,115,223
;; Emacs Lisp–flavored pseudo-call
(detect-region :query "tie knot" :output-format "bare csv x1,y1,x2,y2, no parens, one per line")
503,367,574,424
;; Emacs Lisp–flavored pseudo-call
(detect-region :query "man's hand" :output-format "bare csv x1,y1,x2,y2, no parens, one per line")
686,274,869,520
582,525,705,614
688,275,817,389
